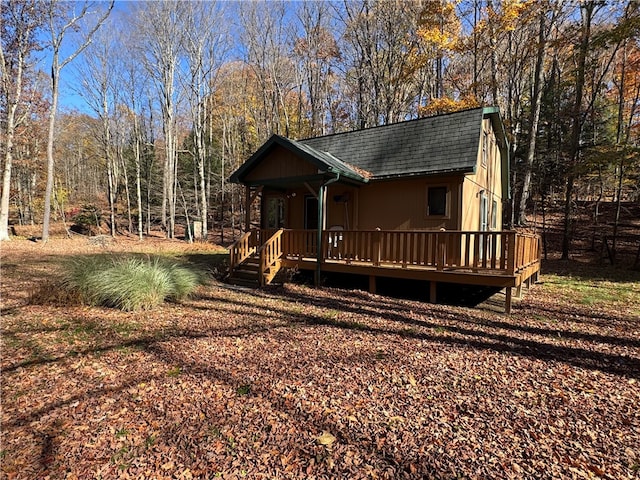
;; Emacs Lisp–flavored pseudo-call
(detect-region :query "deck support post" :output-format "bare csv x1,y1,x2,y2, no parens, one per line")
429,281,437,303
515,283,523,298
369,275,376,294
505,287,513,314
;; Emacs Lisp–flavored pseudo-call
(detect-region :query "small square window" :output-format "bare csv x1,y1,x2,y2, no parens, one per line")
427,186,448,216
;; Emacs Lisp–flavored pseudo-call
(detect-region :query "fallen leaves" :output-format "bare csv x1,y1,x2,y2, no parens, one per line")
1,239,639,479
315,431,337,446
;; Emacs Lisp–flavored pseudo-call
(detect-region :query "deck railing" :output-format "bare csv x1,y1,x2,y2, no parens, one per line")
229,230,259,269
512,231,541,273
230,229,541,278
259,229,284,285
277,229,540,275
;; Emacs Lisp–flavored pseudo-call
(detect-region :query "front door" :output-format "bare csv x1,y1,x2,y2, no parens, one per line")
479,192,488,232
304,195,318,230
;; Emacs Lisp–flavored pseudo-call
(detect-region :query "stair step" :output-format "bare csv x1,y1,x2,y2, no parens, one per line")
232,269,260,281
228,277,259,288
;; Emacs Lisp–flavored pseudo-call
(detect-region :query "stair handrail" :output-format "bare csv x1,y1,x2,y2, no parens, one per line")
229,229,259,270
259,228,284,286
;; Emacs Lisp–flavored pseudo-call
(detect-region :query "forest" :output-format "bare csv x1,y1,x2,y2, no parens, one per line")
1,0,639,259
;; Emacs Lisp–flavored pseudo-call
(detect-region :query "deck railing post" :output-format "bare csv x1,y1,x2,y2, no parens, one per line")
436,232,446,271
507,231,517,275
373,229,381,266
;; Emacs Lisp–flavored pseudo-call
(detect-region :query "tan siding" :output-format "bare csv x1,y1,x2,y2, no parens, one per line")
288,192,305,229
244,145,317,182
355,177,461,230
462,118,504,231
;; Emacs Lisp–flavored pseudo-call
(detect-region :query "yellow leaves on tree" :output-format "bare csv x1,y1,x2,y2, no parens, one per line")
419,96,480,117
477,0,533,35
415,1,461,54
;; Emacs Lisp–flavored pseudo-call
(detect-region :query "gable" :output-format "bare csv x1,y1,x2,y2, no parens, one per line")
230,135,369,186
244,144,318,182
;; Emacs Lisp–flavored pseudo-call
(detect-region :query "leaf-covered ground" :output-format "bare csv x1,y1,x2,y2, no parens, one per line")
1,238,639,479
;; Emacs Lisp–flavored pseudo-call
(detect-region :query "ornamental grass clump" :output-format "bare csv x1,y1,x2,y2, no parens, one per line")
60,255,205,311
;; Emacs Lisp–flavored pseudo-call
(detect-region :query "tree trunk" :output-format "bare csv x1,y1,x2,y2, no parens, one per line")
562,2,594,260
134,114,143,240
0,44,25,241
42,57,60,242
42,1,113,242
517,8,551,225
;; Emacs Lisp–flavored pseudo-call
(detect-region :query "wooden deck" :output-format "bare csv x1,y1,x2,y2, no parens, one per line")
229,229,542,313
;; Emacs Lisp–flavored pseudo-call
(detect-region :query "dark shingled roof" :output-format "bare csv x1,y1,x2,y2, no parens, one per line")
230,107,509,188
300,107,494,180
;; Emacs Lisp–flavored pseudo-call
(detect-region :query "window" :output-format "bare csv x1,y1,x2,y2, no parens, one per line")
491,200,498,229
482,131,488,167
427,186,448,217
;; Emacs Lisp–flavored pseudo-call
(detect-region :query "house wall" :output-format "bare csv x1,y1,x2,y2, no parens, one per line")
332,177,462,231
461,118,504,231
264,176,464,232
244,145,317,182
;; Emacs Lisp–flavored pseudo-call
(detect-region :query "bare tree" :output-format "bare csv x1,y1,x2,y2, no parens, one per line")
293,1,341,136
75,24,119,236
134,0,184,239
181,0,228,241
240,0,298,139
562,1,627,259
41,0,113,242
119,27,150,241
338,0,422,128
0,0,46,241
516,1,563,226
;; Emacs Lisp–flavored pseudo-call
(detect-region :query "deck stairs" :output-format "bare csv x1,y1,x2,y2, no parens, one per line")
227,254,262,287
227,229,285,288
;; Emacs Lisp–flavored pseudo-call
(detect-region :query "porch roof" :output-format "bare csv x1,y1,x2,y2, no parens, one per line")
229,134,370,187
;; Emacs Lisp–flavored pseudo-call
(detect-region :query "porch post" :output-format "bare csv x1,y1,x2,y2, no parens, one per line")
245,187,251,231
315,174,339,286
315,184,326,286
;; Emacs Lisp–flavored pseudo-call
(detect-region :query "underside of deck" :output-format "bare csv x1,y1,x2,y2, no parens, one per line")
281,257,539,312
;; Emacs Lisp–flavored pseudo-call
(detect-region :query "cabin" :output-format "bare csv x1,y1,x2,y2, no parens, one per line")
228,107,541,312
